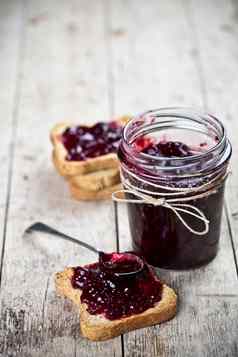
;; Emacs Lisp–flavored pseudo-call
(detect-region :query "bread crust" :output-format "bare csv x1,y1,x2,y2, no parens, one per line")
50,116,131,177
68,168,120,192
55,268,177,341
69,182,123,201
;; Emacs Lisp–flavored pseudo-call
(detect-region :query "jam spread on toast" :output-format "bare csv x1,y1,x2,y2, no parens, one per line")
71,254,162,320
61,121,123,161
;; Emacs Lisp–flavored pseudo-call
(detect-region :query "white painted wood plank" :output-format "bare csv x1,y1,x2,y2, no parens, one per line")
189,0,238,261
118,206,238,356
1,0,237,355
110,0,238,355
123,296,238,357
0,0,22,273
107,0,204,117
0,0,121,356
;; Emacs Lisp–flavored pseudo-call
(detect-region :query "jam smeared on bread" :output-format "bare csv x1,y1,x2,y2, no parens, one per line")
56,266,177,341
61,121,123,161
50,116,130,197
71,256,163,320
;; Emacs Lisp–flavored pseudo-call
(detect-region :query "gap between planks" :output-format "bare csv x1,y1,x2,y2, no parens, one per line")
225,203,238,278
114,201,125,357
105,0,125,353
0,0,123,355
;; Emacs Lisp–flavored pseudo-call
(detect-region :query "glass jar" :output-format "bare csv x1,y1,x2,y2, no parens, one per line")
118,107,232,270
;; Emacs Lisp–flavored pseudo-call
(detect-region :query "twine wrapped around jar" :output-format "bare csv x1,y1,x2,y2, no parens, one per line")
112,165,230,236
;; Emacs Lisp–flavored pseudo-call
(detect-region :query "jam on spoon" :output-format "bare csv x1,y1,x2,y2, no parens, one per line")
25,222,163,320
99,252,144,275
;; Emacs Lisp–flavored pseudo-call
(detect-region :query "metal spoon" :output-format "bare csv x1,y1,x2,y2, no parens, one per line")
25,222,144,278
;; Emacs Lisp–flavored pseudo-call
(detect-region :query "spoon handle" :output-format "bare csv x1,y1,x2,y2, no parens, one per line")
25,222,99,255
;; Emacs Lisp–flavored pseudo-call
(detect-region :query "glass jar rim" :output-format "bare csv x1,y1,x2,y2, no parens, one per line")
119,107,232,178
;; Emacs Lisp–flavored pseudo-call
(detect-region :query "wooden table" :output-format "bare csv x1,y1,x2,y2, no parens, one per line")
1,0,238,356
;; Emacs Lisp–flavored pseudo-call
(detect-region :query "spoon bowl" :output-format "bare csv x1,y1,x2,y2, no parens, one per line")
99,252,144,277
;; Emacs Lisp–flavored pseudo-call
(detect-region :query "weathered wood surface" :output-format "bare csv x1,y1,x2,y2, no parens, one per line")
0,0,238,356
0,0,22,282
113,1,238,356
190,0,238,265
0,0,121,356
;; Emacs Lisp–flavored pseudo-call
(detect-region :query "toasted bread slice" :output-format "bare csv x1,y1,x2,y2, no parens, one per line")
55,268,177,341
52,150,120,191
50,115,131,177
69,182,123,201
68,168,120,192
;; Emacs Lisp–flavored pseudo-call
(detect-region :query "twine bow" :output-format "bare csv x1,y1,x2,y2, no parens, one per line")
112,168,229,236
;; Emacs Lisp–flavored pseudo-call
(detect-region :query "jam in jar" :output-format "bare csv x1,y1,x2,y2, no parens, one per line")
118,108,232,269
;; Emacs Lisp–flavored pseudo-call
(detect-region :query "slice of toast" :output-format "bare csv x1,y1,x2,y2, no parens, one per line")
53,150,120,191
50,115,131,177
68,168,120,192
55,268,177,341
69,182,123,201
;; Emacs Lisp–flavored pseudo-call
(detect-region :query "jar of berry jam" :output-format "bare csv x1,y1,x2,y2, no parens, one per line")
117,108,232,269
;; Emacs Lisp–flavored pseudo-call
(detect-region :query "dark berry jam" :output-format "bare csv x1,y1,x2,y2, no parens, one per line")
61,121,123,161
120,148,230,269
125,140,226,269
118,109,231,270
127,184,225,269
71,257,162,320
99,252,144,274
141,141,195,157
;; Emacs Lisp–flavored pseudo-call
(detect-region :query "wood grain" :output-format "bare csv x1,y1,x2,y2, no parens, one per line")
0,0,238,356
0,0,121,356
188,0,238,269
110,0,238,356
0,0,23,284
107,0,204,116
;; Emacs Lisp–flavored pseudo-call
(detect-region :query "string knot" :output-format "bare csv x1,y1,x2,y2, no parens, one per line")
112,187,210,236
112,168,229,236
112,167,232,236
